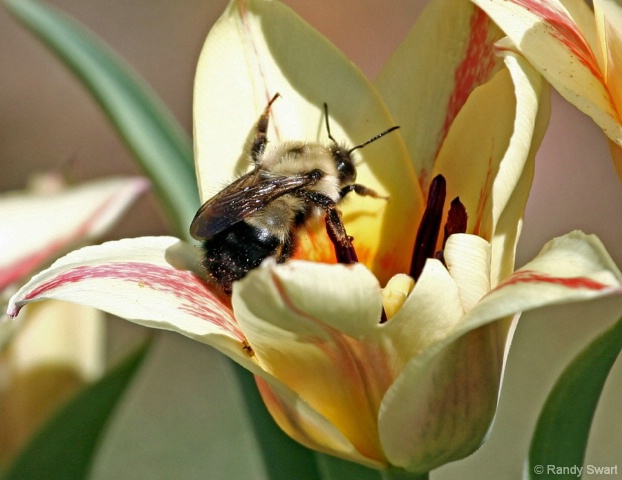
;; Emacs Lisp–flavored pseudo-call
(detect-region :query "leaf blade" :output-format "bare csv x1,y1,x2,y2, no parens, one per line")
527,313,622,478
3,342,151,480
3,0,199,238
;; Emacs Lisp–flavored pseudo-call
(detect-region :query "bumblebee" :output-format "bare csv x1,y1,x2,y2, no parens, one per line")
190,94,398,294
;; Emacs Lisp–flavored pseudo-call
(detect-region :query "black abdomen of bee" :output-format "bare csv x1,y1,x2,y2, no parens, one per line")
202,221,294,294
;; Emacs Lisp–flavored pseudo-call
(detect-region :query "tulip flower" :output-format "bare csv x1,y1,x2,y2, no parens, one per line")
6,0,622,475
0,175,148,463
470,0,622,180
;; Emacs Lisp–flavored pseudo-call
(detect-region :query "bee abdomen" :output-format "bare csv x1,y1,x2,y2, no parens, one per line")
201,221,293,294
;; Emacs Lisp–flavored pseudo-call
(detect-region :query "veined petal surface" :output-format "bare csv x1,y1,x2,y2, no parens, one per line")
6,237,256,368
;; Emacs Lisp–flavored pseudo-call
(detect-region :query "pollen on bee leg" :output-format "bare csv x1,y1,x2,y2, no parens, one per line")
381,274,415,320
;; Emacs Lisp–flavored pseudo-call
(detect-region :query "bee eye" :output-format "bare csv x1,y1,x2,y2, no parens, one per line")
332,147,356,183
337,159,356,182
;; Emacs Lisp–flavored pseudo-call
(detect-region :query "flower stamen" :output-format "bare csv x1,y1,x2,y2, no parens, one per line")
410,176,468,278
435,196,468,264
410,174,446,280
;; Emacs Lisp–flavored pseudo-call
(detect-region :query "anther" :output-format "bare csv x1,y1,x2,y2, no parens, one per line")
410,174,446,280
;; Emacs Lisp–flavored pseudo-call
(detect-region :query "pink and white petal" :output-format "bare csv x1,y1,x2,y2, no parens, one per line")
472,0,622,153
7,237,255,368
379,231,622,470
382,260,464,369
433,52,547,250
443,231,622,350
375,0,504,191
379,324,503,472
560,0,601,59
0,177,149,291
233,259,390,462
254,376,385,469
194,0,419,280
431,67,514,241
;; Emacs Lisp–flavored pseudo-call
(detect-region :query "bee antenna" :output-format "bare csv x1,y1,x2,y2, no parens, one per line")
347,126,400,154
324,103,339,144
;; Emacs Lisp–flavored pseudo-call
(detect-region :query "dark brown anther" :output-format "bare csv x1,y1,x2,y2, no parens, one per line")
434,196,468,266
442,197,468,247
410,174,446,280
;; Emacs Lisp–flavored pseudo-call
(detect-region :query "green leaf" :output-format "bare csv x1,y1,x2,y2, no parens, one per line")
3,342,151,480
2,0,199,239
527,314,622,479
315,453,384,480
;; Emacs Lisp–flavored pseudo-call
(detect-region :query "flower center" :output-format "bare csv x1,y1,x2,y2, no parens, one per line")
410,174,467,280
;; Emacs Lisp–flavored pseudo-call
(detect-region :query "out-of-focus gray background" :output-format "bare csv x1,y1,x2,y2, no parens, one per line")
1,1,620,478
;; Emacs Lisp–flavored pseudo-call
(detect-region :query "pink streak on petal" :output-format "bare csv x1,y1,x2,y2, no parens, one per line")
0,248,59,291
0,179,149,291
497,269,612,291
16,262,243,341
511,0,603,81
439,8,497,158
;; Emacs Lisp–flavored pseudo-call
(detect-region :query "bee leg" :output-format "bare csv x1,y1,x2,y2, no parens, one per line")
250,93,280,165
298,191,358,264
302,190,388,323
325,207,358,264
340,184,388,200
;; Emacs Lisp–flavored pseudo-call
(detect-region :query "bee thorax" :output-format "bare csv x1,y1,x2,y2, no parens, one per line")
246,198,296,242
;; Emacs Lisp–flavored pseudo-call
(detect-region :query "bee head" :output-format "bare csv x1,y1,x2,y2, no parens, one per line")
323,102,399,185
331,145,357,184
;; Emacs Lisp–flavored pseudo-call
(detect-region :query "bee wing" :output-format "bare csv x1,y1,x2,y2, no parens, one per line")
190,169,318,240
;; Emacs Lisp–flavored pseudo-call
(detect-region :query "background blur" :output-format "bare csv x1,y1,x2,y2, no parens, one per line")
1,0,621,478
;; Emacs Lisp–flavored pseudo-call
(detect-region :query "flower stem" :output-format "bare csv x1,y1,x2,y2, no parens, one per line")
380,468,429,480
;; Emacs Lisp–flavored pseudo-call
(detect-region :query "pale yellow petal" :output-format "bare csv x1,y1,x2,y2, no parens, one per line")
379,325,502,472
444,234,491,311
383,259,464,370
488,52,550,284
194,0,419,280
233,259,390,463
379,231,622,472
255,377,385,469
376,0,504,190
432,67,515,242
